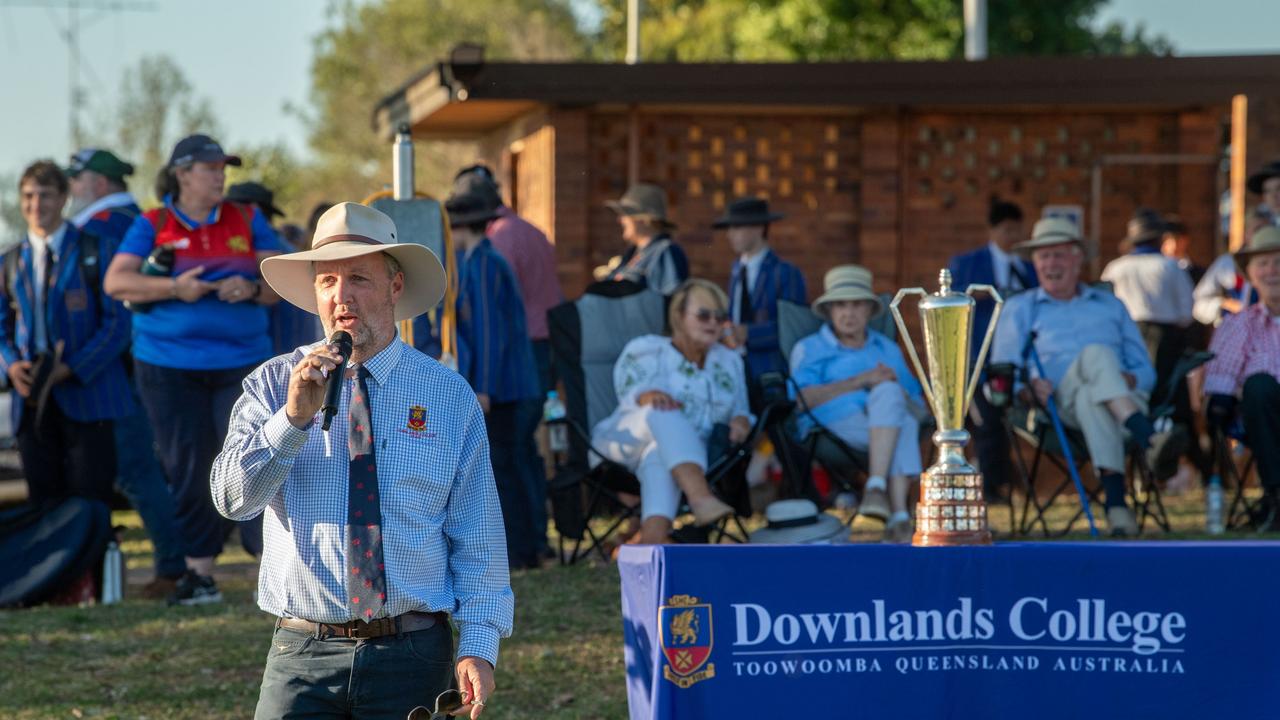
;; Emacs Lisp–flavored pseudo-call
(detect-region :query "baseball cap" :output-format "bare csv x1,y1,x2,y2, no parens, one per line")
67,148,135,180
167,134,242,168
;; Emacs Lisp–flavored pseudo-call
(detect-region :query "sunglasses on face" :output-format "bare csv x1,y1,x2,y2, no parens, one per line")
691,308,729,323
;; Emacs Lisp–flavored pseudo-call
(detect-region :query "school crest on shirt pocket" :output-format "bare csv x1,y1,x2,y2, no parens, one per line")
407,405,427,431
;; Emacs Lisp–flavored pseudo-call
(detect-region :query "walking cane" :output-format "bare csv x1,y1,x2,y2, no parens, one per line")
1021,332,1100,537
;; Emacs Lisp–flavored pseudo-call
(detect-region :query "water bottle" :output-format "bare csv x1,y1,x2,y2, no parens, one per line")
543,391,568,453
1206,475,1225,535
126,244,175,313
101,540,123,604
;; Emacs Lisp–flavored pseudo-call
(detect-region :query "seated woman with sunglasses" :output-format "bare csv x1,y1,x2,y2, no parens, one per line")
790,265,924,543
592,278,753,544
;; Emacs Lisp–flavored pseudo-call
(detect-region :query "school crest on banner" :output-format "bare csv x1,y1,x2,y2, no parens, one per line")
407,405,427,432
659,594,715,688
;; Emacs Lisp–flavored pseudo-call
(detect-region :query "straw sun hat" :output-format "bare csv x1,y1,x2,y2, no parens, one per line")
260,202,446,322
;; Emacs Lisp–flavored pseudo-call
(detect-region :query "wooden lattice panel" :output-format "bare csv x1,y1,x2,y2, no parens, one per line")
900,112,1220,289
585,112,861,291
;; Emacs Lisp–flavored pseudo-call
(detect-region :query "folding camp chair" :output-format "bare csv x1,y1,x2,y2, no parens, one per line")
1001,344,1212,536
774,298,933,520
1216,423,1261,529
546,281,778,562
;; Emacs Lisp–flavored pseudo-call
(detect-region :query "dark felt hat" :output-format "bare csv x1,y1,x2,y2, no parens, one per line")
1124,207,1167,246
1247,160,1280,195
445,192,500,227
712,196,785,229
225,181,283,217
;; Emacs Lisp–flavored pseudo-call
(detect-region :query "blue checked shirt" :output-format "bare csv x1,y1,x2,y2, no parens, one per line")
991,284,1156,394
210,339,513,666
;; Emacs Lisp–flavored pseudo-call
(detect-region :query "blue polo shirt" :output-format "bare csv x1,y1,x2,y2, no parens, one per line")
789,324,923,436
118,196,283,370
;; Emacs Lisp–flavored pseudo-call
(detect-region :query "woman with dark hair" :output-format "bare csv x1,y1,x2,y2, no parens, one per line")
104,134,284,605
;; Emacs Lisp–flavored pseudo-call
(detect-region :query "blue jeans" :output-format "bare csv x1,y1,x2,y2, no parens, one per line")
113,386,186,578
254,621,454,719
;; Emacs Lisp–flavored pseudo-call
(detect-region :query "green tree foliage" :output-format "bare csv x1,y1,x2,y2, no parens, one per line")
104,55,224,205
301,0,587,206
593,0,1172,62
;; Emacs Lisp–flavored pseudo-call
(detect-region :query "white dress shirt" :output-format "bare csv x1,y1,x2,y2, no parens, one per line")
27,222,68,354
1100,252,1194,325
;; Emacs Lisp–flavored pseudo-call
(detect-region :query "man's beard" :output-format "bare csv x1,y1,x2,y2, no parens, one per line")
65,195,91,218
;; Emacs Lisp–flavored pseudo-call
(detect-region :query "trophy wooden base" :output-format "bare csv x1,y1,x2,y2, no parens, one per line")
912,470,992,547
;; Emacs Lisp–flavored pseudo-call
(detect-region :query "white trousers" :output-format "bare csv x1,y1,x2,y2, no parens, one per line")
592,406,707,520
826,381,923,477
1055,344,1149,474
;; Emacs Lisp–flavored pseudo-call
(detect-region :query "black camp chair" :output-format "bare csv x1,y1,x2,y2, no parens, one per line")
773,298,932,518
546,281,781,562
998,340,1212,537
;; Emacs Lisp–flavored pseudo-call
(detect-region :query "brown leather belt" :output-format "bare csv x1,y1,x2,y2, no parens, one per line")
278,611,446,639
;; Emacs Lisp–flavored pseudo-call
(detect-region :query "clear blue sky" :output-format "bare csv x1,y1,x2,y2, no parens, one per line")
1,0,1278,200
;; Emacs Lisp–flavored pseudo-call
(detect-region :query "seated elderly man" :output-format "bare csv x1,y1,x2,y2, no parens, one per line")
1204,227,1280,529
591,279,751,544
992,218,1171,536
790,265,923,544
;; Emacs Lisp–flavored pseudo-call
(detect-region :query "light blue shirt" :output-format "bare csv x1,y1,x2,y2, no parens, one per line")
789,324,923,436
991,285,1155,394
210,339,513,667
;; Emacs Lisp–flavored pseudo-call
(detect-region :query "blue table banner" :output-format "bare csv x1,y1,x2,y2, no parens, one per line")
618,543,1280,719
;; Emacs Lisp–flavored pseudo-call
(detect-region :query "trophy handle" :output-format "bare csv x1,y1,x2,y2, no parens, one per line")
962,284,1004,412
889,287,936,413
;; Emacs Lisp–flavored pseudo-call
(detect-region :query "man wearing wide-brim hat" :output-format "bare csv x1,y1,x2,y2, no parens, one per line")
789,265,925,543
1204,226,1280,528
992,217,1174,536
604,182,689,295
1101,208,1194,404
211,202,511,718
713,196,807,390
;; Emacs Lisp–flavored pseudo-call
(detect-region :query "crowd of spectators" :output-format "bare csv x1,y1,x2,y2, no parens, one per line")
5,135,1280,608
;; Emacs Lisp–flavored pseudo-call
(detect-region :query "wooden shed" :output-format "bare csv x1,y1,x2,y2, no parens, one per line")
374,52,1280,298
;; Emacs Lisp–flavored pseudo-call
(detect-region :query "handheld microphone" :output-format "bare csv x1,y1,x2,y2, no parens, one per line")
320,330,353,431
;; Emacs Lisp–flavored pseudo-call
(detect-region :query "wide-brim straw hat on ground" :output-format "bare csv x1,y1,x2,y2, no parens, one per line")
1235,226,1280,272
812,264,883,316
261,202,446,322
749,499,848,545
606,183,676,228
1016,217,1086,254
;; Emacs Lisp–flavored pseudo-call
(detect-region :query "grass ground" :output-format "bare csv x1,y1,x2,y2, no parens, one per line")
1,483,1269,719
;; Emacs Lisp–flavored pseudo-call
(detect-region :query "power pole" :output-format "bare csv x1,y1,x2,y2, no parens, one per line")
1,0,155,149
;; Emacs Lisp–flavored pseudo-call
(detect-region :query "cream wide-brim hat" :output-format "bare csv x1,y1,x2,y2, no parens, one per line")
1016,216,1086,254
260,202,447,322
811,264,884,316
1235,226,1280,273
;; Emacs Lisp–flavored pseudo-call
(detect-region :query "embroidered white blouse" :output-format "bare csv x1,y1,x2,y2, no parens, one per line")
598,334,752,439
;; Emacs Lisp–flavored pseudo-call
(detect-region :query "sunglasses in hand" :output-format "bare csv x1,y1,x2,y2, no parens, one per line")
407,688,464,719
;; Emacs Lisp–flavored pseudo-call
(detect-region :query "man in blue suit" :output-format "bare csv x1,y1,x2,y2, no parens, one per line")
1,161,132,505
718,197,807,402
947,199,1037,500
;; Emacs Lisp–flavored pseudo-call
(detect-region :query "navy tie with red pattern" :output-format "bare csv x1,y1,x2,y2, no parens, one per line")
348,365,386,620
